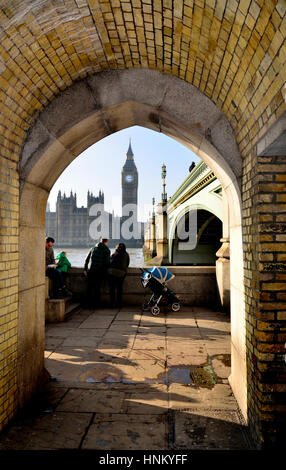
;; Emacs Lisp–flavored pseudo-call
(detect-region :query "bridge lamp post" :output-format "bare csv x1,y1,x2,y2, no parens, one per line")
154,164,169,265
161,163,167,203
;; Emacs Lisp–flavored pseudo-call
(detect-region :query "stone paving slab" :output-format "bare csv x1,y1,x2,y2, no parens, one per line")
96,348,131,358
57,388,126,413
167,330,202,341
48,321,82,329
195,319,231,331
46,327,80,337
45,347,91,381
129,349,166,361
103,331,137,341
166,315,197,327
169,383,239,410
115,312,142,321
134,332,166,341
166,340,206,354
110,320,140,328
204,344,231,355
97,339,134,349
140,314,166,325
61,336,101,348
125,389,169,414
198,327,230,338
173,409,250,449
47,347,90,363
81,414,168,450
66,311,90,319
0,412,92,450
45,337,65,351
118,307,142,312
68,328,108,337
108,323,139,333
76,359,166,384
86,349,131,361
76,363,125,383
45,360,83,382
167,353,208,366
132,337,166,350
79,318,114,329
137,326,166,334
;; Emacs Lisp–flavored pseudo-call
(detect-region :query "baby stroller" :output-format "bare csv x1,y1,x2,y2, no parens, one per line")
140,266,181,316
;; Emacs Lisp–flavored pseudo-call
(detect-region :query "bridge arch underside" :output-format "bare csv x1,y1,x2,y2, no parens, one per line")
19,69,246,431
171,208,223,266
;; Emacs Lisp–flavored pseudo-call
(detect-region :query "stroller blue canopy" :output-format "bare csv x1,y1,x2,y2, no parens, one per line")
144,266,175,284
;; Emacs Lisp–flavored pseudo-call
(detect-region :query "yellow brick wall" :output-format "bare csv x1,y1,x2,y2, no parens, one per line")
0,155,19,431
242,150,286,446
0,1,284,159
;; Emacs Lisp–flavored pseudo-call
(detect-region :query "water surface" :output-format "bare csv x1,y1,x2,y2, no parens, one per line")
54,247,144,268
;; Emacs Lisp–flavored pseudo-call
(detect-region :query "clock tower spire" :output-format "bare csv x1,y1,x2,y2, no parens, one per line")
122,139,138,221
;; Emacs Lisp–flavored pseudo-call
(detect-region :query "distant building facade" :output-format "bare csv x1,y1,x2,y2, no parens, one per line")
46,142,145,248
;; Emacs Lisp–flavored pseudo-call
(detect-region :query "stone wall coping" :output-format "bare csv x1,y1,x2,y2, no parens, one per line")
68,266,216,275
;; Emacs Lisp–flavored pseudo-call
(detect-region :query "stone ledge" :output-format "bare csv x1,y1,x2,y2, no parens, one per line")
65,266,219,308
45,296,80,323
68,266,216,274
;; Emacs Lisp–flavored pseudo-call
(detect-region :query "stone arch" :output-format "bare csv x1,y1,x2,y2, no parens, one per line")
168,202,223,261
169,205,222,270
169,208,222,265
19,69,246,420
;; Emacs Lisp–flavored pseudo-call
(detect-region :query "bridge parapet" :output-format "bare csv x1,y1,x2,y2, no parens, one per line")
64,266,219,309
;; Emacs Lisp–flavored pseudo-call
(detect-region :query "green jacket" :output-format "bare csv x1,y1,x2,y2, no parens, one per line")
84,242,111,273
55,252,71,273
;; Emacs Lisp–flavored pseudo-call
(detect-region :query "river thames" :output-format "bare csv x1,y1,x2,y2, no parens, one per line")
53,247,145,268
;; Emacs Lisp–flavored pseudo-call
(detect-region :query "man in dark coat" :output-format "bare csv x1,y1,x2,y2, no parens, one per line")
108,243,130,308
84,238,111,308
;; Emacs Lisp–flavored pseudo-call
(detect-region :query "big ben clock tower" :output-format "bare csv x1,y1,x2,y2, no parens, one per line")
121,139,138,222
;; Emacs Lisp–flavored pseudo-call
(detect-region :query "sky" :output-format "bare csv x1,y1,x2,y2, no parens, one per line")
47,125,201,222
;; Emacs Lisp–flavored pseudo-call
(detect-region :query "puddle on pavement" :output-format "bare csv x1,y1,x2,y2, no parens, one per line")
81,361,219,388
167,367,192,385
189,363,217,389
84,376,119,383
167,363,217,388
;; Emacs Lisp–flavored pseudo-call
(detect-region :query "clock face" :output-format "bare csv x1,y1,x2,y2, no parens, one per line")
125,174,133,183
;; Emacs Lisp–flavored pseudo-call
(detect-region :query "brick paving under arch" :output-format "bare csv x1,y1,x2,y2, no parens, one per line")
0,306,255,450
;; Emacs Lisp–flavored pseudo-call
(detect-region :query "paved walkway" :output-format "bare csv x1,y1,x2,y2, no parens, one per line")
0,306,255,450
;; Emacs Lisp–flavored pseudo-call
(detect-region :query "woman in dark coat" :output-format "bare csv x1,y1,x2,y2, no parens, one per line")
108,243,130,308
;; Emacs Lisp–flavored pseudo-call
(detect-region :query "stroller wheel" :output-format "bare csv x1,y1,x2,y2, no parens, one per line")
142,302,149,312
171,302,180,312
151,305,160,316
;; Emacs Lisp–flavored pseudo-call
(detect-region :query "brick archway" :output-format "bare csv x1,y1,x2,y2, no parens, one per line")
0,1,285,447
18,69,246,427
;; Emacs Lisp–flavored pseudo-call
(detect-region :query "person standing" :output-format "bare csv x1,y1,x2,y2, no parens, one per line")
108,243,130,309
83,238,111,308
45,237,65,298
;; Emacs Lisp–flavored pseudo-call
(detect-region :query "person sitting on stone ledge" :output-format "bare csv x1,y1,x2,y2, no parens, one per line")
55,251,72,296
45,236,65,299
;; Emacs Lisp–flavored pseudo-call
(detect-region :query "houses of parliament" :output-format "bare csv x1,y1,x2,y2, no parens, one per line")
46,141,145,248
